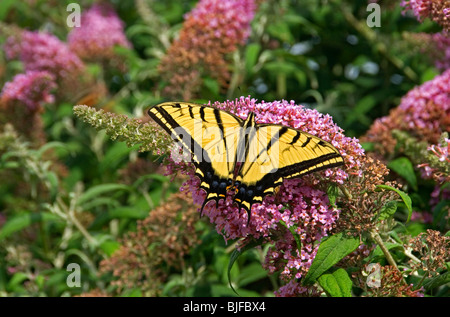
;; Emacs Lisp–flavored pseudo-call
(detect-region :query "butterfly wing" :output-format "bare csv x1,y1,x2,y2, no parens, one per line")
234,124,344,219
148,102,244,212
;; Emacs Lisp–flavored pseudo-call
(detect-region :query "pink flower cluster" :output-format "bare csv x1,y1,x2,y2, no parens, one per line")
185,0,256,49
0,71,56,112
401,0,434,19
68,3,131,63
159,0,256,100
5,31,85,81
399,68,450,108
396,69,450,140
401,0,450,31
166,96,364,283
365,69,450,154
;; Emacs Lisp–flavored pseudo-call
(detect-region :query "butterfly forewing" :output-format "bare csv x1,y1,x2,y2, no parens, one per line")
148,102,245,211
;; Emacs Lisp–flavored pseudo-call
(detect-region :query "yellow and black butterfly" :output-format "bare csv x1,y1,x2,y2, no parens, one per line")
148,102,344,223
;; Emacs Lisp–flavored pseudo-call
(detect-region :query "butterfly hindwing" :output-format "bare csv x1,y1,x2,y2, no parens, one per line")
234,124,344,220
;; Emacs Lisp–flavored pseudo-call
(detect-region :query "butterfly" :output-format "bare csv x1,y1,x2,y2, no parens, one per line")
148,102,344,223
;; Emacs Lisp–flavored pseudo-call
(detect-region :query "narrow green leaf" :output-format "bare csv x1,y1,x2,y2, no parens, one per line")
99,240,121,257
371,242,402,258
46,171,59,201
423,271,450,291
228,249,242,296
238,263,268,287
108,207,149,219
376,185,413,222
0,0,16,20
387,157,418,190
379,200,398,220
318,268,353,297
77,183,131,206
267,21,293,42
345,95,377,126
203,77,220,96
36,141,69,158
245,43,261,74
7,272,29,292
132,173,169,188
303,233,359,285
279,220,302,252
0,212,60,241
99,143,139,173
327,184,339,207
227,238,264,296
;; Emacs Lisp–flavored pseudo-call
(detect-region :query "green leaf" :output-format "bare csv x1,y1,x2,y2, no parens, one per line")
132,173,169,188
108,207,149,219
376,185,413,222
379,200,398,220
303,233,359,285
7,272,28,292
0,0,15,20
77,183,131,206
387,157,418,191
423,271,450,291
0,212,60,241
264,60,297,75
432,200,450,229
279,220,302,252
245,43,261,75
267,21,293,42
36,141,70,158
361,142,375,152
227,238,264,296
99,143,139,173
203,77,220,96
238,263,268,287
327,184,339,207
99,240,121,257
345,95,377,126
317,268,353,297
46,171,59,202
371,242,402,258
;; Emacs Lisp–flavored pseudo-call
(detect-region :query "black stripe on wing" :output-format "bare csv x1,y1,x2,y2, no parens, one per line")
148,105,212,165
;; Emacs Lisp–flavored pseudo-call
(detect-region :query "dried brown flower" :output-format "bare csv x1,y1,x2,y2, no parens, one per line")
408,229,450,277
98,191,201,296
367,265,424,297
334,155,399,236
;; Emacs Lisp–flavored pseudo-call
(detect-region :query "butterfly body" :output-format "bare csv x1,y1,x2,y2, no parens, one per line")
148,102,344,223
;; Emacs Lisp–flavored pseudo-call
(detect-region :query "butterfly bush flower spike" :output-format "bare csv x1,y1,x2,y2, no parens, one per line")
5,31,85,80
401,0,450,31
363,69,450,155
4,30,92,101
68,3,131,68
0,71,55,112
159,0,256,99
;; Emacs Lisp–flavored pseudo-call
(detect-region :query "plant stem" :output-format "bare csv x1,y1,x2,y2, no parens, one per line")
370,230,398,270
